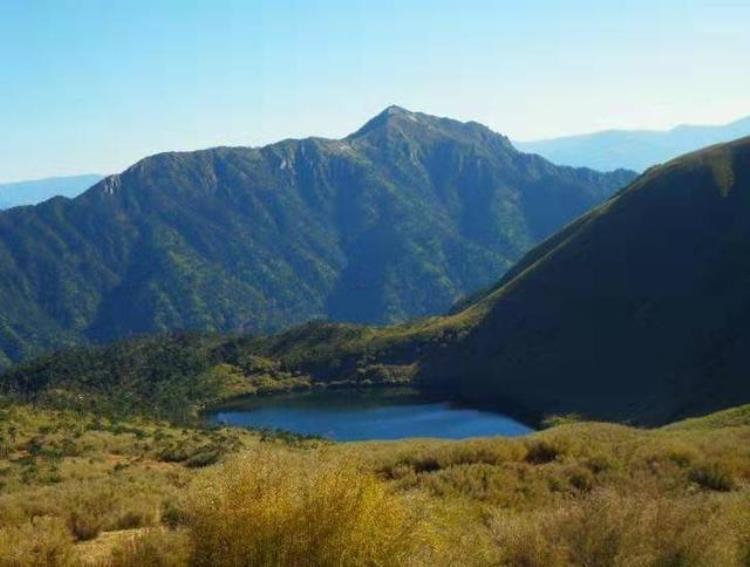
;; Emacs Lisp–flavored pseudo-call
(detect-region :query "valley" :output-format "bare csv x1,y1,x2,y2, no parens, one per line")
5,3,750,564
1,115,750,567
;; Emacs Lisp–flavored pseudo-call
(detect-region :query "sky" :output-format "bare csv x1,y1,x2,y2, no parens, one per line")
1,0,749,182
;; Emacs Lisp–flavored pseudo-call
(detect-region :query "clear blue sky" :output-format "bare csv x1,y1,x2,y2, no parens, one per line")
2,0,749,182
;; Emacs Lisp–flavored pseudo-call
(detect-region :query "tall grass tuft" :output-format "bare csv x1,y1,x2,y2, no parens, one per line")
109,528,192,567
0,516,75,567
186,448,437,566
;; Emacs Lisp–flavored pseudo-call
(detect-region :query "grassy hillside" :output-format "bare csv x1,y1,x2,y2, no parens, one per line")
0,107,634,368
419,136,750,424
0,403,748,565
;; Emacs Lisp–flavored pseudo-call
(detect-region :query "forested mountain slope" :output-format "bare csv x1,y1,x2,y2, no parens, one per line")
0,106,633,366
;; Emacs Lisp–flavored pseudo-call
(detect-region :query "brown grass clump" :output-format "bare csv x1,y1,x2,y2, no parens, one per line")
186,448,438,566
0,516,75,567
109,528,192,567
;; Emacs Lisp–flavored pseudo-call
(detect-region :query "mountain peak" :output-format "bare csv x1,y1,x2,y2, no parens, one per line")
348,106,515,153
349,105,422,138
381,104,411,116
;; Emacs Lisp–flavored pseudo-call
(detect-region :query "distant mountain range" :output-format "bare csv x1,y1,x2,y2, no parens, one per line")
516,115,750,172
0,106,634,366
0,174,103,209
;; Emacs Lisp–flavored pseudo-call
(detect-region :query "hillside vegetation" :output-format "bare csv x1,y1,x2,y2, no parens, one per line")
3,130,750,565
6,131,750,432
0,107,634,368
0,403,748,565
243,136,750,425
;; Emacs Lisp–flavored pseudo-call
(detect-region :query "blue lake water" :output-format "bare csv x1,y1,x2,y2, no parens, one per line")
207,387,533,441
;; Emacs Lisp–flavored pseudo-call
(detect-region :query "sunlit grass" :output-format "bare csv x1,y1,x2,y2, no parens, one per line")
1,403,749,565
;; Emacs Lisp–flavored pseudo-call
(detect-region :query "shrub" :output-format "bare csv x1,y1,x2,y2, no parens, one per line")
184,448,221,468
158,445,191,463
67,508,105,541
186,449,437,566
525,440,563,464
689,461,736,492
541,414,582,428
115,508,154,531
161,498,188,529
566,465,595,492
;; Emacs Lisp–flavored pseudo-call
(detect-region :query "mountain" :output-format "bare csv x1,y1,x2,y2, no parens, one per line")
0,174,103,209
8,138,750,425
0,106,635,367
516,115,750,172
240,135,750,425
418,136,750,424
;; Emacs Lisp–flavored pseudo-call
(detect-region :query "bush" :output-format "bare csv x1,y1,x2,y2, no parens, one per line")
566,465,595,492
689,462,736,492
67,505,106,541
186,449,437,566
184,448,221,468
541,414,582,428
525,440,563,464
161,499,188,529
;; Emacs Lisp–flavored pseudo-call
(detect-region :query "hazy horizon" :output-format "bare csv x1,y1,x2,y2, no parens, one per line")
2,0,749,182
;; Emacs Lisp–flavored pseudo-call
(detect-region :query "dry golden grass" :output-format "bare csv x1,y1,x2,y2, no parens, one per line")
107,528,192,567
1,403,749,565
490,490,750,566
186,448,438,566
0,516,76,567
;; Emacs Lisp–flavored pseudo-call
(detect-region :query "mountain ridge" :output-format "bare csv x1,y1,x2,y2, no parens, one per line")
426,135,750,423
7,137,750,426
0,174,103,209
516,114,750,172
0,107,635,367
239,135,750,425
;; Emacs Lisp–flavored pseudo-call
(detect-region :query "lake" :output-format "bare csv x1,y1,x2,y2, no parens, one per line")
206,387,533,441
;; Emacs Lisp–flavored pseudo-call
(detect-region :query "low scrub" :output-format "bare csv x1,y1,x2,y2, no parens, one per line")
490,490,750,566
690,461,737,492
